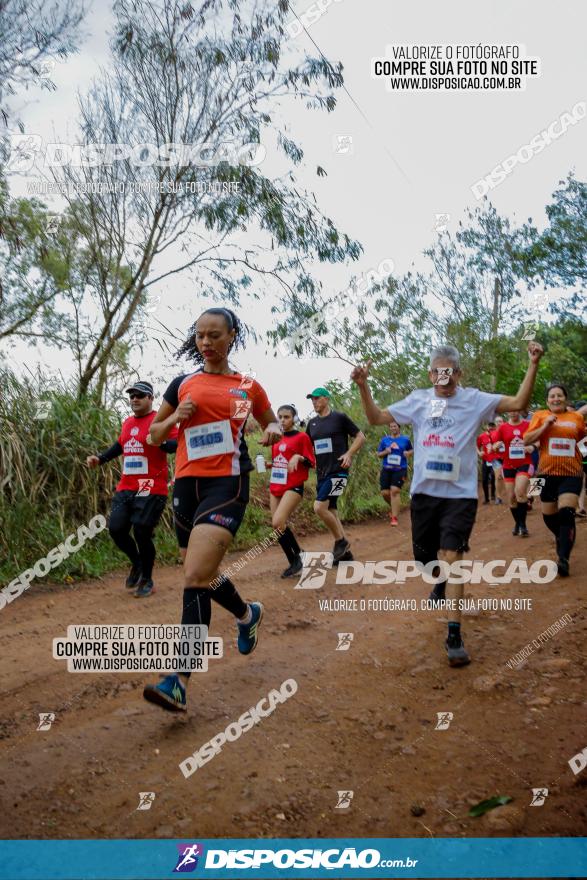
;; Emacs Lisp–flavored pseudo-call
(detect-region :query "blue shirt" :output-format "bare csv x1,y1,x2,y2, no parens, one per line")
378,435,412,470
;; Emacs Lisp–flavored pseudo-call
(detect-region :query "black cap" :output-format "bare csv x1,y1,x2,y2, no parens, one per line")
125,380,154,395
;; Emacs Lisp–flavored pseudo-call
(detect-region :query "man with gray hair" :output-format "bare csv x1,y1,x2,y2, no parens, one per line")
351,341,544,667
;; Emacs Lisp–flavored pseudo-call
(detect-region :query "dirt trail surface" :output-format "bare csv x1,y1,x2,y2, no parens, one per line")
1,502,587,843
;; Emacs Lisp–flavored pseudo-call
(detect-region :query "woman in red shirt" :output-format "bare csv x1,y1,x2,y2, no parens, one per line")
492,411,534,537
267,405,316,577
142,307,282,712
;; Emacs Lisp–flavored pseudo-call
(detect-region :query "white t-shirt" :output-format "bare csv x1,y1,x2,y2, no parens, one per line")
388,386,502,499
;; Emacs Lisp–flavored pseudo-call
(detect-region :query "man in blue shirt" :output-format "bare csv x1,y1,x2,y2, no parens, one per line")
376,420,413,526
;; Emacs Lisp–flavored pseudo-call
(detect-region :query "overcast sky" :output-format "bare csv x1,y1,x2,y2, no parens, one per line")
5,0,586,416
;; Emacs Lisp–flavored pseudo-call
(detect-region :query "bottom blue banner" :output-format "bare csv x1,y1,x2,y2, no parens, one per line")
0,838,586,879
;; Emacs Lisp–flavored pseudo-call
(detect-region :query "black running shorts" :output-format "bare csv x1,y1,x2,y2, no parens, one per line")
410,493,478,563
172,475,249,547
539,475,583,503
503,464,531,482
380,468,407,490
109,490,167,532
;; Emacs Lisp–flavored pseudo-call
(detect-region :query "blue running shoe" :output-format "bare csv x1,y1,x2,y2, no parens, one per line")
237,602,264,655
134,577,155,598
143,674,187,712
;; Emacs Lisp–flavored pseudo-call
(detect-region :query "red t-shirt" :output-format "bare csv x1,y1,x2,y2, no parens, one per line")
270,430,316,497
493,420,531,469
476,431,496,462
117,412,178,495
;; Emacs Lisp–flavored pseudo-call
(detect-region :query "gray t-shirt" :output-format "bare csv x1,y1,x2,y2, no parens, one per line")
388,386,501,499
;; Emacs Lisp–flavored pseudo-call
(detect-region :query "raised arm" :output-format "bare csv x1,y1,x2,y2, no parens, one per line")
351,360,394,426
495,341,544,414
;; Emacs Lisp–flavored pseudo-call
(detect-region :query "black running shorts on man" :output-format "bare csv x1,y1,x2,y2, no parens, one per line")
410,495,478,562
173,475,249,547
109,490,167,532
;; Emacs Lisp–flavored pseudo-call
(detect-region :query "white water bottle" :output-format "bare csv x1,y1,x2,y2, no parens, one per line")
255,454,266,473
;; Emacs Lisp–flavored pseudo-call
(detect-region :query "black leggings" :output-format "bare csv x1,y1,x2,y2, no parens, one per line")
108,491,166,579
481,461,495,501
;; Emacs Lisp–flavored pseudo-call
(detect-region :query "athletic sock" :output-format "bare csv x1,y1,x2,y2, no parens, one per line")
517,501,528,528
431,581,446,600
210,576,248,619
180,587,212,679
447,621,461,646
239,604,252,624
510,506,519,524
558,507,576,560
543,512,560,537
278,528,298,564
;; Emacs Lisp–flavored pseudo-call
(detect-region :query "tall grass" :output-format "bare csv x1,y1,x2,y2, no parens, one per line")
0,369,395,586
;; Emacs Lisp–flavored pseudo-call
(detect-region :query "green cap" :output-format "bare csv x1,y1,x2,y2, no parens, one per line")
306,387,331,399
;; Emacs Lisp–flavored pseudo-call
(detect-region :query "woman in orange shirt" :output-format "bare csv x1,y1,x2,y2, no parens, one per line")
142,307,282,712
524,384,586,577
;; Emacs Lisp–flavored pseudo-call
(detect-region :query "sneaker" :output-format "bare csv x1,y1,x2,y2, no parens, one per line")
333,539,351,564
390,515,399,527
334,550,353,565
445,638,471,667
512,524,520,536
134,577,155,598
143,674,187,712
237,602,264,655
494,498,503,505
519,526,529,538
557,557,570,577
281,555,303,579
125,561,142,589
576,509,587,519
483,499,490,505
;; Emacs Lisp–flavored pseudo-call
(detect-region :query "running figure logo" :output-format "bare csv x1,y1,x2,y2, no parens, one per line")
173,843,204,873
231,398,252,420
136,792,156,811
336,633,354,651
335,790,353,809
528,477,546,497
37,713,55,731
435,712,454,730
434,212,450,232
137,478,154,497
432,367,453,386
530,788,548,806
294,551,333,590
34,401,51,420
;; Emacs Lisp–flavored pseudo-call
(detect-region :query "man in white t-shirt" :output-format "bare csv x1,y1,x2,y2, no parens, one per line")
351,342,544,667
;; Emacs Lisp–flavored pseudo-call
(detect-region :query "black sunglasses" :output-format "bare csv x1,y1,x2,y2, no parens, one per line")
129,392,148,400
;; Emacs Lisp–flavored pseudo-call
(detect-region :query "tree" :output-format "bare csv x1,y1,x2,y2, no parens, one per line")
0,0,85,130
42,0,361,397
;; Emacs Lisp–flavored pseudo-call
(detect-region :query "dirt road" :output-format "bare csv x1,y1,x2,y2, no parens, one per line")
1,501,586,842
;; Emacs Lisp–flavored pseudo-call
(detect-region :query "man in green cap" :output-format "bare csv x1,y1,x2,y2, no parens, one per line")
305,387,365,563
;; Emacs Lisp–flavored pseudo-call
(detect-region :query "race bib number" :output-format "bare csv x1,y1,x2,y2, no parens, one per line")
508,442,525,460
424,453,460,481
185,420,233,461
270,466,288,485
386,453,402,466
123,455,148,475
315,437,333,454
548,437,575,457
329,476,348,496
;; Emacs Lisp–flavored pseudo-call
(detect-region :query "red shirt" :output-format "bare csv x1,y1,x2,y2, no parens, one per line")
476,431,496,462
117,412,178,495
270,430,316,497
493,420,532,469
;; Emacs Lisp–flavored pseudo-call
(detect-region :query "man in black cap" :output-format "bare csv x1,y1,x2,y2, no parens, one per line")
86,381,178,597
305,387,365,564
